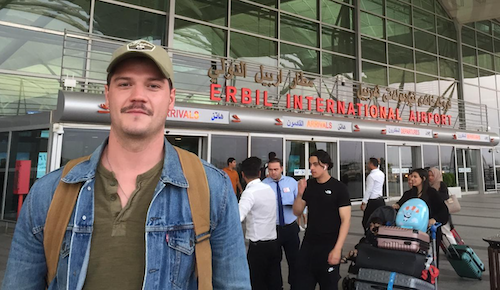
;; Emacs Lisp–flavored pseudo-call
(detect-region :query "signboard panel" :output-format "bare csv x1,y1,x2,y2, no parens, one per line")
167,107,229,124
283,116,352,133
386,126,433,138
455,132,489,142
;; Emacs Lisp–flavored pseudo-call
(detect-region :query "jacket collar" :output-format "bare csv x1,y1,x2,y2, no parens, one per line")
62,138,189,188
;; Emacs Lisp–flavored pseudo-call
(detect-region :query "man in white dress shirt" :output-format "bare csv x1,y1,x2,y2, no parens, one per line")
239,157,282,290
361,158,386,229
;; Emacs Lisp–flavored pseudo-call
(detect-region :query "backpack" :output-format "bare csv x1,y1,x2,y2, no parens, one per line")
43,147,212,289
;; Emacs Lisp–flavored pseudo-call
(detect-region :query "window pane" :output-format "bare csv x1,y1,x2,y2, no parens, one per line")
463,84,479,103
494,39,500,55
496,56,500,73
362,37,386,63
362,62,387,85
480,88,498,132
463,65,479,86
388,44,413,70
494,23,500,39
0,27,66,77
322,52,355,78
437,17,456,40
476,21,492,35
478,52,494,71
477,33,494,52
280,0,317,19
479,70,496,89
94,1,165,44
175,0,226,26
339,141,363,199
416,73,439,95
462,46,477,66
387,21,412,46
3,130,49,221
435,2,449,18
252,0,277,7
439,58,458,80
231,1,276,38
174,19,226,56
414,29,436,54
461,27,476,47
360,12,384,39
0,0,90,32
322,27,355,56
386,0,410,24
360,0,384,15
211,135,248,173
389,67,415,91
364,142,386,180
415,51,438,76
280,14,318,47
321,0,354,30
438,37,457,60
423,145,439,169
440,146,456,187
230,32,277,66
250,137,283,163
280,43,319,73
118,0,167,10
62,129,109,165
0,74,60,115
413,8,434,33
413,0,434,13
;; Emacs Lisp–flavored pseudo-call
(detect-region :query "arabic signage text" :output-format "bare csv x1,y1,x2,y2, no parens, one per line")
455,133,489,142
167,107,229,124
386,126,433,138
282,116,352,132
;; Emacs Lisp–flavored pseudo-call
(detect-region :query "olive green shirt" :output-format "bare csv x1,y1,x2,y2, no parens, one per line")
82,161,163,290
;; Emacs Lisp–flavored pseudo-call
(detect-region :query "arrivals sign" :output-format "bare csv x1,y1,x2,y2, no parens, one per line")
167,106,229,124
207,59,453,126
282,116,352,132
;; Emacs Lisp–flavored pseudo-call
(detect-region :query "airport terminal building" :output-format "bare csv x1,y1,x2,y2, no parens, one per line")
1,0,500,221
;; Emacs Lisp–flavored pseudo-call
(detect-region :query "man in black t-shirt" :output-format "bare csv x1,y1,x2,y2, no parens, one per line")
293,150,351,290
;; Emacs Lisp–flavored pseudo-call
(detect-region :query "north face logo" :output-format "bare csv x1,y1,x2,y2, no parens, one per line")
127,40,155,51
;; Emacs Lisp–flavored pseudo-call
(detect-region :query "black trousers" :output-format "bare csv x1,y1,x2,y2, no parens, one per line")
295,241,341,290
277,221,300,289
361,197,386,229
247,239,282,290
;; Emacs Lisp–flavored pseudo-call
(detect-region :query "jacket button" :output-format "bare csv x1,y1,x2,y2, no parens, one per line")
87,186,92,191
82,215,87,221
110,195,117,201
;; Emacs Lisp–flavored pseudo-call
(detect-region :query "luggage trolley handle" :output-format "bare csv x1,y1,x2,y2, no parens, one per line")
430,222,442,240
441,229,462,259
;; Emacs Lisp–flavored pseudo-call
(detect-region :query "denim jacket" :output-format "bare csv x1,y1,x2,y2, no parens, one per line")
2,139,251,290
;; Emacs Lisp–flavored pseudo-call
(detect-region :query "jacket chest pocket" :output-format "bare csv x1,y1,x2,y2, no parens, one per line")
167,229,196,288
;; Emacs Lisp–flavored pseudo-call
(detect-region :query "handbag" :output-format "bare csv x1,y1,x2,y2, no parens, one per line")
445,194,461,213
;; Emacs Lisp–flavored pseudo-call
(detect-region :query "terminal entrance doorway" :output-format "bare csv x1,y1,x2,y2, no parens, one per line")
457,148,480,193
285,139,337,181
387,145,422,198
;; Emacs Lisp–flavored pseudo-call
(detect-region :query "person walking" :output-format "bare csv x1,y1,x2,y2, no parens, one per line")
223,157,243,198
361,158,385,229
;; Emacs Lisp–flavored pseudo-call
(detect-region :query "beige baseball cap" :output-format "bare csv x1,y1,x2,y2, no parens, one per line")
107,39,174,85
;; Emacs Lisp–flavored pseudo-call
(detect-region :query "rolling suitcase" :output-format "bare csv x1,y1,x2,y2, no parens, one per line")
377,226,430,254
355,268,434,290
355,243,427,278
445,244,485,279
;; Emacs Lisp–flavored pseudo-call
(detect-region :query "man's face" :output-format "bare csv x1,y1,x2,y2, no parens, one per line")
104,58,175,139
267,161,282,181
309,156,328,179
230,160,237,169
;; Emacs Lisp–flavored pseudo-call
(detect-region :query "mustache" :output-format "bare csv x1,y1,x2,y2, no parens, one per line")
120,103,153,116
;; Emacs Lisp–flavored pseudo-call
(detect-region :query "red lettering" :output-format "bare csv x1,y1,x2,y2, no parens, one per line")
337,101,346,115
369,105,378,118
447,115,451,125
409,110,416,122
434,113,440,124
357,103,363,116
326,99,335,113
364,104,369,117
379,106,387,119
388,108,395,120
286,93,291,109
396,108,402,121
255,90,261,105
263,91,272,107
226,86,237,103
316,98,324,112
294,95,303,110
241,88,251,104
427,113,433,124
305,96,314,111
420,112,426,123
210,83,222,101
441,114,446,125
347,102,356,115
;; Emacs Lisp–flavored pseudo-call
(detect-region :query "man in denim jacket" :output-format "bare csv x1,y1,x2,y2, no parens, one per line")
2,40,251,290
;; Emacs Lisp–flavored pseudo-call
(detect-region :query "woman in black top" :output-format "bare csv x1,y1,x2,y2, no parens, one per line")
392,168,449,267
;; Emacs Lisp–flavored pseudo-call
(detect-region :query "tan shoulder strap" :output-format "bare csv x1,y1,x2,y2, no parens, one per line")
44,155,91,286
174,147,212,290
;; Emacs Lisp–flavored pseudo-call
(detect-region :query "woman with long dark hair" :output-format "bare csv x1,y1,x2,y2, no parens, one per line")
392,168,449,267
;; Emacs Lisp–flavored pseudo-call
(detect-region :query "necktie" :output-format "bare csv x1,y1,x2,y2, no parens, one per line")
276,181,285,227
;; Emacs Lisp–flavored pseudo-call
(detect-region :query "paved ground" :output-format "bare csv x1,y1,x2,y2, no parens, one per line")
1,193,499,289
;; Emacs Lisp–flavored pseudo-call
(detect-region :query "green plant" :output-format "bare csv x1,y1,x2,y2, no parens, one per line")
442,173,457,187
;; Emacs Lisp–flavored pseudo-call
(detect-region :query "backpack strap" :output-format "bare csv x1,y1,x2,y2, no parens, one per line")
174,147,212,290
44,155,91,286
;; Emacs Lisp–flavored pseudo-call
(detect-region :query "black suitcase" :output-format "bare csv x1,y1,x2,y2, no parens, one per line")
355,243,427,278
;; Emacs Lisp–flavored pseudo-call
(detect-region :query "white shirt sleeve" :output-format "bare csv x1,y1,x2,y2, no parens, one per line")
363,174,374,203
238,189,255,222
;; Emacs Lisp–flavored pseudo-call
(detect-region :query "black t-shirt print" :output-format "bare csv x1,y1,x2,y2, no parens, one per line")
302,177,351,245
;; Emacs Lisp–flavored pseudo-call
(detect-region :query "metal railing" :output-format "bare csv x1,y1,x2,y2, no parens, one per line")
60,30,488,131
